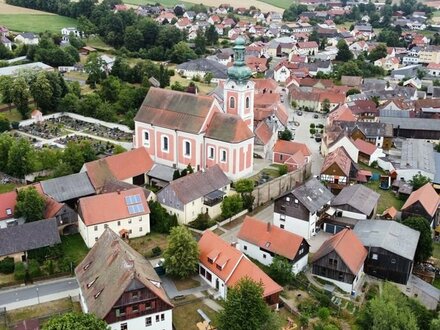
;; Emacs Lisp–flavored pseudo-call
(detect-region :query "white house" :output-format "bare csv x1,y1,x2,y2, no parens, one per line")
198,231,283,304
157,165,231,224
14,33,39,45
237,216,309,274
0,36,12,51
273,178,333,239
61,27,82,38
322,135,359,163
77,187,150,248
427,62,440,76
75,229,173,330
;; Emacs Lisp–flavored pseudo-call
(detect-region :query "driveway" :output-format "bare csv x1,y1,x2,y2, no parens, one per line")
161,275,210,299
307,231,332,253
0,277,79,310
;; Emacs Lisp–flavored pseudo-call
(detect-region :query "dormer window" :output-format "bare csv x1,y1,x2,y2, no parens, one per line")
208,257,214,264
94,289,103,299
87,277,98,289
83,262,92,271
6,208,11,216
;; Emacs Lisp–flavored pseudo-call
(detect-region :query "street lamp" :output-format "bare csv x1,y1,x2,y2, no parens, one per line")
36,287,40,304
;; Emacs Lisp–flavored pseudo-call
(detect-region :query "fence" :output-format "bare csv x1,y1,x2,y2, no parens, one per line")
252,162,312,208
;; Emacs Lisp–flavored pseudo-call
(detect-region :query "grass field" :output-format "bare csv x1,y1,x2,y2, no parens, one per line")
0,14,77,33
60,234,89,265
258,0,292,9
129,233,169,258
0,108,23,122
0,0,55,15
173,296,218,330
0,183,16,193
124,0,194,6
364,180,405,214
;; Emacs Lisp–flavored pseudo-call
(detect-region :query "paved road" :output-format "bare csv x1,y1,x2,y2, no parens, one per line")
0,277,79,311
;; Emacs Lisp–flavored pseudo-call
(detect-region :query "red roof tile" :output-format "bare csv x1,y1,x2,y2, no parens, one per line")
321,147,353,177
273,140,311,157
353,139,377,156
328,105,356,124
402,183,440,217
312,228,367,275
0,191,17,221
198,231,282,298
205,112,253,143
237,216,307,260
78,187,150,226
255,121,273,145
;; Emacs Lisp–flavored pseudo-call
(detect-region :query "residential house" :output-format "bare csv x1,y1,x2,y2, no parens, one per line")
336,121,393,149
321,134,359,163
183,11,196,20
274,61,296,83
401,183,440,227
254,121,277,160
353,24,375,40
0,26,8,37
320,147,358,192
237,216,309,274
274,177,333,239
347,100,378,122
340,76,363,88
0,219,60,262
266,12,283,24
156,12,177,24
208,15,221,25
311,228,367,293
14,33,39,45
245,56,269,75
78,187,151,248
198,231,283,305
427,63,440,76
272,140,311,172
354,220,420,285
176,58,228,82
0,36,12,51
134,38,254,180
293,41,319,56
327,105,356,126
156,165,231,224
0,191,17,224
330,184,380,220
374,57,400,71
76,229,173,330
40,172,95,204
61,27,82,38
419,46,440,64
353,139,384,165
174,17,192,30
82,147,154,192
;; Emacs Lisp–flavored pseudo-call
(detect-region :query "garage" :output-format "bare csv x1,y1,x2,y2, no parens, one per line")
323,223,346,234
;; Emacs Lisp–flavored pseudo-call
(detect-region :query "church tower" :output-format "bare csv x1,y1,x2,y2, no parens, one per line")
223,37,255,132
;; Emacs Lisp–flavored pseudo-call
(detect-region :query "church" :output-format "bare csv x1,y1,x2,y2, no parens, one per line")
134,37,255,180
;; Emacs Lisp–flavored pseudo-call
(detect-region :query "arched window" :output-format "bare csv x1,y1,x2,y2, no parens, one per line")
184,141,191,156
229,97,235,108
245,97,250,108
162,136,169,152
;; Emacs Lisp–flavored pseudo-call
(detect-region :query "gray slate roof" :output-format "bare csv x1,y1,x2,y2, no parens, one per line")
157,165,230,211
434,152,440,184
331,184,380,216
291,177,333,213
41,172,95,202
379,117,440,131
148,164,175,183
177,58,228,79
354,220,420,260
399,139,436,175
0,219,61,257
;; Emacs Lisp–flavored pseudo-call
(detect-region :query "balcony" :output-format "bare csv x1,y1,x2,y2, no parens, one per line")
203,190,225,207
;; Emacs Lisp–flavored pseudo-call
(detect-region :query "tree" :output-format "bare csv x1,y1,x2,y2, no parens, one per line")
431,317,440,330
346,88,361,96
0,133,13,171
279,128,292,141
124,26,143,52
43,312,108,330
0,43,12,60
205,24,219,45
30,72,53,112
0,115,9,132
58,93,80,113
435,142,440,152
335,40,353,62
7,138,35,178
85,53,105,88
148,200,178,233
169,41,197,64
409,173,431,190
194,30,206,55
204,72,213,84
267,256,294,286
14,187,46,222
321,98,331,113
99,76,121,103
368,44,388,62
221,194,244,218
163,226,199,278
0,76,14,111
218,277,281,330
402,216,433,262
11,77,31,117
235,178,255,211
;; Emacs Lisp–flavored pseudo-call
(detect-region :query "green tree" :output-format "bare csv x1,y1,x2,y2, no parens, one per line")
402,216,433,262
410,173,431,190
346,88,361,96
169,41,197,64
78,93,102,117
42,312,108,330
58,93,80,113
204,72,213,84
163,226,199,278
431,317,440,330
368,44,388,62
30,72,53,113
99,76,121,103
435,142,440,152
194,30,206,55
124,26,143,52
218,277,281,330
148,200,178,233
85,53,105,88
7,138,35,178
0,76,14,111
221,194,243,218
62,142,85,173
235,178,255,211
205,24,219,45
267,256,294,286
0,133,13,171
279,128,292,141
335,40,353,62
321,98,331,113
14,187,46,222
0,114,10,132
11,77,31,117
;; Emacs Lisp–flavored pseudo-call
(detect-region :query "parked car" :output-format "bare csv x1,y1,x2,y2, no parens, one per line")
313,114,319,119
297,111,303,116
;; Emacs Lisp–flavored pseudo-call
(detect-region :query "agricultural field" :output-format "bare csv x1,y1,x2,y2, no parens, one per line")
0,14,77,33
124,0,194,7
0,0,54,15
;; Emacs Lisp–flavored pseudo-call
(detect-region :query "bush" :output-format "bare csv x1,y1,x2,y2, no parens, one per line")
370,160,378,168
28,259,42,278
310,128,316,135
188,212,215,230
310,123,315,128
11,121,19,129
151,246,162,257
278,164,288,176
318,307,330,321
0,257,15,274
14,262,26,281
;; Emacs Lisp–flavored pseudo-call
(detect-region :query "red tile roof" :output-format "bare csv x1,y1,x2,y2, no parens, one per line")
198,231,282,298
237,216,307,260
381,206,398,219
328,105,356,124
273,140,311,157
85,147,154,190
0,191,17,221
255,121,273,145
31,183,64,219
312,228,367,275
353,139,377,156
402,183,440,217
205,112,253,143
297,41,318,49
321,147,353,177
78,187,150,226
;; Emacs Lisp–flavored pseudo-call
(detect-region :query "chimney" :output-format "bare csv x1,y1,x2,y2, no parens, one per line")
117,189,121,194
267,222,271,232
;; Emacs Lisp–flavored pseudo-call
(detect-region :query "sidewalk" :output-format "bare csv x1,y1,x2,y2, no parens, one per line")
161,275,210,299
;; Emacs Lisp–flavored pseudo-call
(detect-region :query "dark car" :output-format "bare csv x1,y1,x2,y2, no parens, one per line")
297,111,303,116
313,114,319,119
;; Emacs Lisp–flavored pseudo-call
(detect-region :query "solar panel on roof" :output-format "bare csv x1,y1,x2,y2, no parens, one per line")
125,194,141,205
128,203,145,214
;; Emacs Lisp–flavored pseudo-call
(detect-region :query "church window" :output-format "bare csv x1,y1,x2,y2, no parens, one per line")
229,97,235,108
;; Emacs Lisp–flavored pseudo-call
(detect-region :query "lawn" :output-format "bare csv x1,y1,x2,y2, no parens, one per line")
129,233,168,258
173,296,218,330
0,14,77,33
7,298,80,325
258,0,293,9
173,278,201,291
124,0,194,7
364,180,405,214
0,108,23,122
0,183,16,193
85,36,114,51
433,242,440,260
60,234,89,265
169,73,216,96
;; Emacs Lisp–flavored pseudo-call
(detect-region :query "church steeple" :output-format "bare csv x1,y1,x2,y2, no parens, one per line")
223,36,254,132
